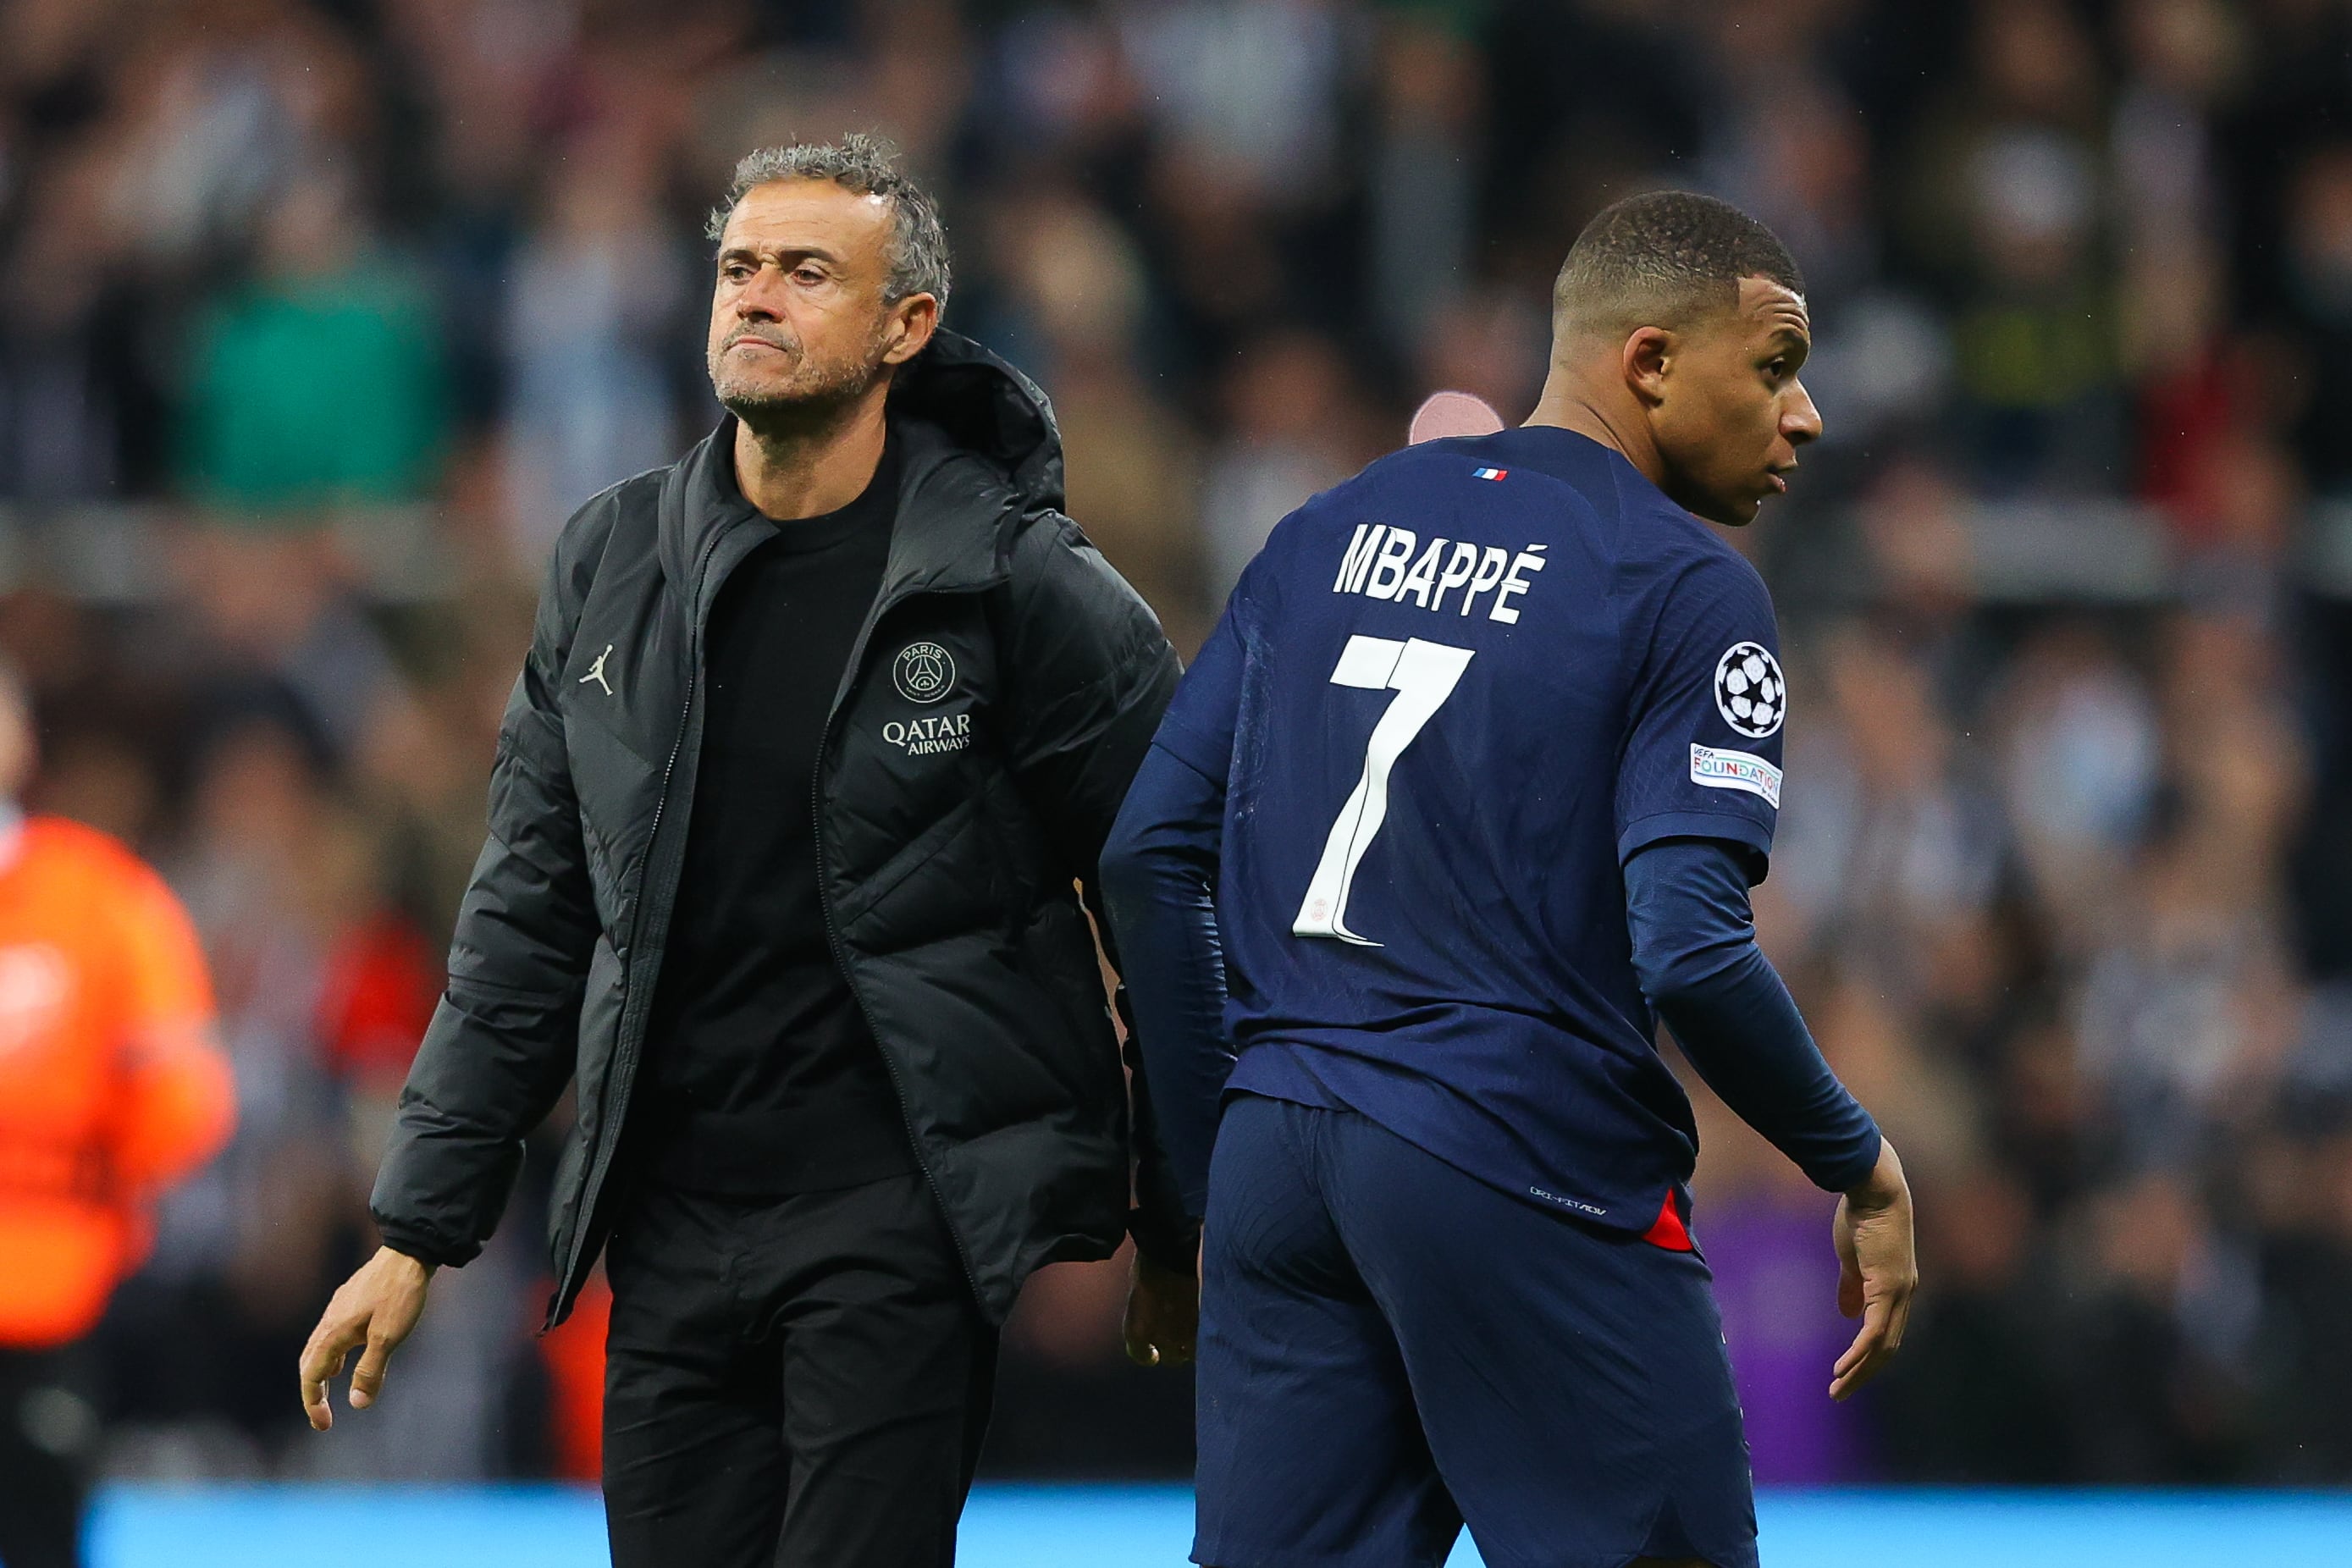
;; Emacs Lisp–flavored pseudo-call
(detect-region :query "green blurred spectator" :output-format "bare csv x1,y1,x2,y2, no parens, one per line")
179,174,446,514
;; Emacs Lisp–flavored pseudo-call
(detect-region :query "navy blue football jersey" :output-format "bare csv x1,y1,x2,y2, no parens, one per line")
1153,424,1789,1230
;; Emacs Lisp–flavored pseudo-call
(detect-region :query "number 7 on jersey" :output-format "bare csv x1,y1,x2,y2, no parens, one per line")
1294,635,1476,947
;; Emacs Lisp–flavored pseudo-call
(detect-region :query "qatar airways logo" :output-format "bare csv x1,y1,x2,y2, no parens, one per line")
883,711,972,756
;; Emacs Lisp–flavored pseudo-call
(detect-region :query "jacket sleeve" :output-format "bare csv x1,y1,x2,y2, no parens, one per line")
994,511,1195,1269
369,516,605,1268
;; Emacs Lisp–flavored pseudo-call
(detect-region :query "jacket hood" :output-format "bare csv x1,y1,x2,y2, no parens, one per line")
889,329,1067,515
655,330,1064,600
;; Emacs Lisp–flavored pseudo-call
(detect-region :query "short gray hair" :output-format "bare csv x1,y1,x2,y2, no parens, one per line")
706,134,952,314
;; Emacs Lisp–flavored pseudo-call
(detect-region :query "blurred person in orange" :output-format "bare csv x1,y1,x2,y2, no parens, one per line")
0,662,234,1568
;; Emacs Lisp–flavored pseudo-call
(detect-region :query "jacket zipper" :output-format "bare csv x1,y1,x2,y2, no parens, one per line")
553,525,728,1309
808,582,997,1306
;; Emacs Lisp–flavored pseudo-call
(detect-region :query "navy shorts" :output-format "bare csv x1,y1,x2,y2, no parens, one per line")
1194,1095,1758,1568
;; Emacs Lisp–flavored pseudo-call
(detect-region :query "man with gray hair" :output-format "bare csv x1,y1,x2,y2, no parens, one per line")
297,135,1198,1565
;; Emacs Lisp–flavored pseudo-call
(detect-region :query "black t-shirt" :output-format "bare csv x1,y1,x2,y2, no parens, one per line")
638,433,915,1195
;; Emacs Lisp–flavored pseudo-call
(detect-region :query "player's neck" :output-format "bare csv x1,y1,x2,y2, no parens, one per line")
1524,367,1668,492
730,388,890,522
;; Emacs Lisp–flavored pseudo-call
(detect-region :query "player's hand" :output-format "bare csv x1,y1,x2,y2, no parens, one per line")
299,1246,434,1430
1830,1138,1915,1402
1123,1245,1199,1367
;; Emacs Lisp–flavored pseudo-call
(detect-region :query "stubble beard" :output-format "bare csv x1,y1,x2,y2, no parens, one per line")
709,329,890,441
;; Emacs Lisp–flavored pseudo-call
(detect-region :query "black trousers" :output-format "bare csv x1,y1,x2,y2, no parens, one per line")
601,1172,997,1568
0,1341,101,1568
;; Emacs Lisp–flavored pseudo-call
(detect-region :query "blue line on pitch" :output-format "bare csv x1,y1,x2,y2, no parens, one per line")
72,1482,2352,1566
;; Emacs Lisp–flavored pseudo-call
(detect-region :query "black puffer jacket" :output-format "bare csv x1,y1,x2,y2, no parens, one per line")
370,333,1187,1327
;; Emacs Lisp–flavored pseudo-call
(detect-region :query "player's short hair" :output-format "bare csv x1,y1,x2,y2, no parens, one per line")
1552,191,1802,342
706,134,952,313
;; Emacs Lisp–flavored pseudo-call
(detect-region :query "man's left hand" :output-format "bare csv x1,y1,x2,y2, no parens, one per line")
1123,1246,1199,1367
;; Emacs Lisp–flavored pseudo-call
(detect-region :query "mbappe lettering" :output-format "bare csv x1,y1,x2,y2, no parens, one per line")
1333,523,1546,623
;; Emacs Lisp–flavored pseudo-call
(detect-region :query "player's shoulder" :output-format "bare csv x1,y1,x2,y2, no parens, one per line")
1582,445,1744,563
1654,512,1770,598
1235,461,1382,596
1350,430,1613,512
550,467,662,583
1631,528,1778,675
1602,465,1771,605
1262,432,1609,564
1432,428,1772,622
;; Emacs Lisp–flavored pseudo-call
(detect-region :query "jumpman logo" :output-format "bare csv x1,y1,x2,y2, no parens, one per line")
580,644,615,696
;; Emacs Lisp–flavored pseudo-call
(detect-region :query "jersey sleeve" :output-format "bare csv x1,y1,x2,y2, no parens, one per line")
1615,551,1787,872
1151,583,1248,783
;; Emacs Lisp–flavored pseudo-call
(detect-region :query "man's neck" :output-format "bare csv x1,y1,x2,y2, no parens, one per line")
731,386,891,522
1524,362,1667,492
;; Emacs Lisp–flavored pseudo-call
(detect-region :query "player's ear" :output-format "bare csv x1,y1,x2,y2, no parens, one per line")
1621,327,1672,409
881,292,940,367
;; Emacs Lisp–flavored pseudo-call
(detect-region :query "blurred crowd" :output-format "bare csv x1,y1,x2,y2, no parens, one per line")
3,0,2350,1488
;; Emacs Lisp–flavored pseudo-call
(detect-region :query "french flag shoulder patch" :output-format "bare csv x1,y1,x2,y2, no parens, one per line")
1471,466,1508,481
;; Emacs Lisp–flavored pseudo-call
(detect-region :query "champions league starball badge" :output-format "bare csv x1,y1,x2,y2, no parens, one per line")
893,642,957,704
1714,642,1784,739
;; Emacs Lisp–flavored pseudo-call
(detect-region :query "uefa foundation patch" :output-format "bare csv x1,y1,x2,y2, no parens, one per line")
1690,743,1781,807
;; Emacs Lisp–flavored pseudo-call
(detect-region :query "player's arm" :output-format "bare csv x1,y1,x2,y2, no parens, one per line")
1627,839,1876,1184
1611,550,1917,1398
1100,738,1232,1223
990,513,1195,1281
1099,588,1247,1231
1095,735,1229,1369
370,527,605,1267
1626,836,1915,1400
302,505,609,1431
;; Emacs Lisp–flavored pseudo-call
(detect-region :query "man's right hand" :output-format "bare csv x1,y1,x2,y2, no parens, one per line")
1828,1137,1916,1403
299,1246,434,1431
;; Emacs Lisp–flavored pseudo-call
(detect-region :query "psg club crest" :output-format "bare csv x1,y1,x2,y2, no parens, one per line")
1714,642,1784,739
893,641,957,704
